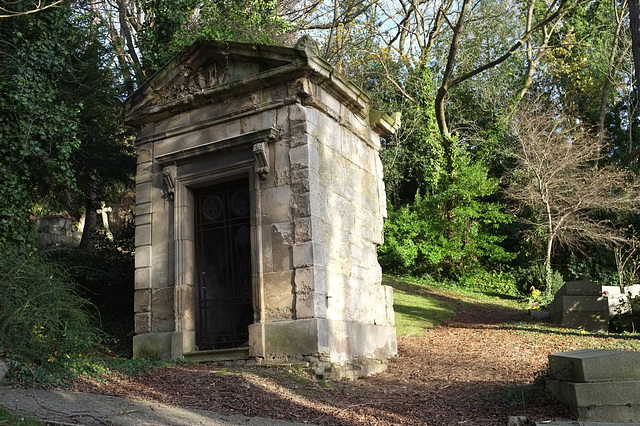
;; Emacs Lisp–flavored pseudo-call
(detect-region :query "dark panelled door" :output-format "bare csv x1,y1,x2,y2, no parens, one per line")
194,179,253,350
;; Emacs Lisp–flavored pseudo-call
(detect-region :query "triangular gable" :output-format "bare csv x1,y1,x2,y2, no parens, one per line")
124,40,314,125
122,38,400,134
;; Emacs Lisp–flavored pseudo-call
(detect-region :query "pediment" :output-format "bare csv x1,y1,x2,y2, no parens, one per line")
123,38,373,126
124,41,305,124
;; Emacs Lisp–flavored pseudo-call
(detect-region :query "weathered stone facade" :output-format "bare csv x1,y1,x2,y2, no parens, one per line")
123,37,399,378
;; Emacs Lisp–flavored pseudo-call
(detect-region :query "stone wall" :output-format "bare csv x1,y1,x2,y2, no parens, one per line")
33,216,82,247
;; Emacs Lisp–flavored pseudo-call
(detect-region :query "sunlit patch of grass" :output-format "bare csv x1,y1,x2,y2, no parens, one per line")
383,276,456,337
501,320,640,351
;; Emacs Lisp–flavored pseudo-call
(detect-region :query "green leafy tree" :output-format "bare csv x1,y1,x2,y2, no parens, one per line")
60,9,136,249
379,153,514,279
91,0,292,90
0,4,80,250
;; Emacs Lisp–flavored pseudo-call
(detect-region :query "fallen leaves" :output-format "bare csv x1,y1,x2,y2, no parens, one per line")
74,289,578,425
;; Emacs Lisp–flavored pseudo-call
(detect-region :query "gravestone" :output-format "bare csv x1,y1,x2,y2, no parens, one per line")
122,38,399,378
548,349,640,422
549,281,609,332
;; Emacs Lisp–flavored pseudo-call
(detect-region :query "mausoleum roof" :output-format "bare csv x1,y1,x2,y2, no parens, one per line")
123,38,373,126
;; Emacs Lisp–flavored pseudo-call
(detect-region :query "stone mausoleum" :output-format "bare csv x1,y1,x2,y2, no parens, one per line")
123,37,399,378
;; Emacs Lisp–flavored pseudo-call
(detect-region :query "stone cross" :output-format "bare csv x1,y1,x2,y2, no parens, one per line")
96,201,113,239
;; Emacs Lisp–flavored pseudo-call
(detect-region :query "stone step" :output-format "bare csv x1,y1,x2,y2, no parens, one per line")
548,380,640,423
183,347,250,363
549,349,640,383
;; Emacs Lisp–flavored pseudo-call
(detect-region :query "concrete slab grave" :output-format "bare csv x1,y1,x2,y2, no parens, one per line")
548,349,640,423
550,281,609,332
123,37,400,379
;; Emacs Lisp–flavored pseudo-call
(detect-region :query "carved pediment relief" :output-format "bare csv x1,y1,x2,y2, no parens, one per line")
124,39,368,125
160,60,228,104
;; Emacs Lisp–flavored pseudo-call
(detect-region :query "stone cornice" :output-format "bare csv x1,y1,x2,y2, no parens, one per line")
123,40,372,126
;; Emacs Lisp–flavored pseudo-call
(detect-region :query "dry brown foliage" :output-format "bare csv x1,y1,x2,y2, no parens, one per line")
74,288,582,425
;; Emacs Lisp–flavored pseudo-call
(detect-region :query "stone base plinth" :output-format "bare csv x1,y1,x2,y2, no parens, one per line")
133,332,172,360
249,318,397,379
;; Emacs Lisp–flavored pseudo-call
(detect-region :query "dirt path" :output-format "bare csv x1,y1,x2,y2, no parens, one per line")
78,290,573,425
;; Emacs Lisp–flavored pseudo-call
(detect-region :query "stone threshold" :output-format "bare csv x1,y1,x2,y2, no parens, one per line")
183,347,250,363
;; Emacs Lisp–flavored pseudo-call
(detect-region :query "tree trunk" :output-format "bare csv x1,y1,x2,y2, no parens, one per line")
545,233,554,292
630,0,640,98
79,170,98,250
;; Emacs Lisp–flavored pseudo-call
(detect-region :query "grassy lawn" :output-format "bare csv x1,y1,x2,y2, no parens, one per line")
383,275,457,337
384,274,640,352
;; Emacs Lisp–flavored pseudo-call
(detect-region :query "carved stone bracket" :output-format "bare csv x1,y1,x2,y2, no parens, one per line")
163,164,177,200
253,142,269,180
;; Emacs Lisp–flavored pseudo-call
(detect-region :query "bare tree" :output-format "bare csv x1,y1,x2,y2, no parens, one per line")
0,0,63,18
506,103,640,281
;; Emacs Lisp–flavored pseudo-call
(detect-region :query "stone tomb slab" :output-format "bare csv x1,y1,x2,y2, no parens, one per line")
549,349,640,383
548,349,640,423
550,281,609,332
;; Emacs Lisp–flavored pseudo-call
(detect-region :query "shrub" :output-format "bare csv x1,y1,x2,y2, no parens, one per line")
0,249,104,366
514,262,564,308
457,270,521,297
43,224,134,355
378,167,515,280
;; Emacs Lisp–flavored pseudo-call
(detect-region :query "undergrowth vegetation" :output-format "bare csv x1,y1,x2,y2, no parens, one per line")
0,249,104,368
0,226,136,388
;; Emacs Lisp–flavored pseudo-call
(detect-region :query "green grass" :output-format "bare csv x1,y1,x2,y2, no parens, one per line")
383,275,456,337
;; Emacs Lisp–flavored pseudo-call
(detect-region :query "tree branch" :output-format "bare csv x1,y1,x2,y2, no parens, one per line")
0,0,64,18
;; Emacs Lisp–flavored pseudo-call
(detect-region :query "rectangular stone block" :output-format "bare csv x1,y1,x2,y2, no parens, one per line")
134,267,152,290
294,266,327,294
135,202,152,217
188,102,224,124
135,224,151,246
548,380,640,422
549,349,640,382
269,222,293,271
248,319,322,358
550,293,609,332
288,103,307,123
150,242,171,287
263,270,294,320
135,182,153,204
151,287,174,332
573,404,640,423
133,332,172,360
325,318,398,361
134,312,151,334
292,242,324,268
292,191,325,219
261,185,292,224
134,245,151,269
134,289,151,313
